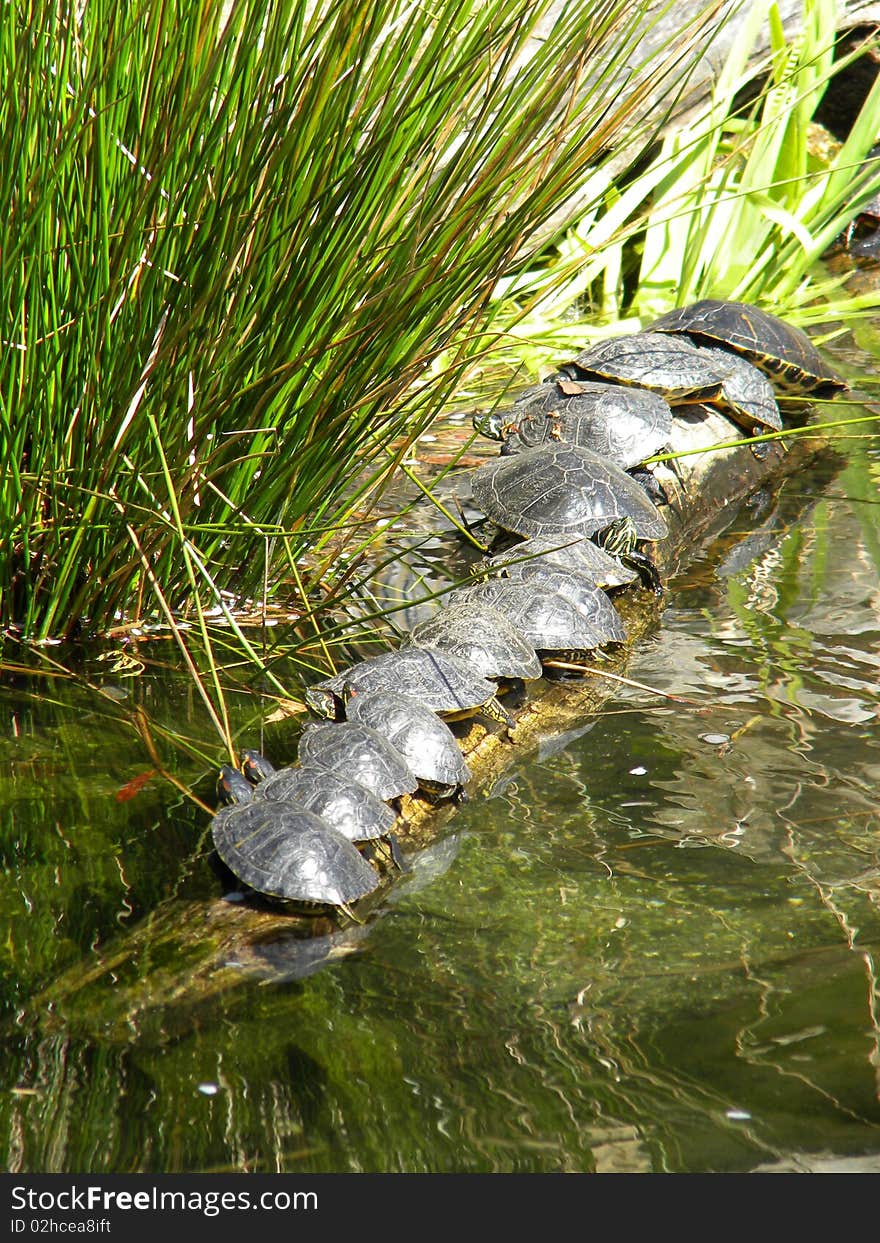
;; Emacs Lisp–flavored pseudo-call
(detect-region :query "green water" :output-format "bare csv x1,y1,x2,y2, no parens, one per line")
2,390,879,1172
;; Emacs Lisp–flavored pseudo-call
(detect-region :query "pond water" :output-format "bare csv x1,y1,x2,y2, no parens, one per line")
1,349,879,1174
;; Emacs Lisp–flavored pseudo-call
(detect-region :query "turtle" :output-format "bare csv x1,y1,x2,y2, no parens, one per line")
688,342,782,434
648,299,848,396
343,689,471,799
843,185,880,260
470,563,625,643
553,332,729,404
468,443,668,543
240,751,398,840
452,572,625,648
405,601,543,681
212,766,381,910
298,721,419,801
305,646,514,729
488,377,674,469
479,534,638,590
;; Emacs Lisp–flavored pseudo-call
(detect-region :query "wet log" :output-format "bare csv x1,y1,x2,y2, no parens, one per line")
27,401,836,1035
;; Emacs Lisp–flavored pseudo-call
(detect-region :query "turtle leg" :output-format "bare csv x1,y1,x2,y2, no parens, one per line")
452,495,491,552
385,833,408,872
628,466,668,506
478,695,517,737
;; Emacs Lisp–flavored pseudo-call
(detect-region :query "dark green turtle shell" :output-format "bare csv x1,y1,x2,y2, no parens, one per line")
343,690,471,789
211,799,381,906
691,343,782,432
457,566,621,651
405,601,542,681
481,534,638,588
298,721,418,800
308,647,504,719
253,762,397,841
451,580,621,652
482,563,625,642
497,377,673,468
469,443,668,541
649,299,848,396
555,332,727,403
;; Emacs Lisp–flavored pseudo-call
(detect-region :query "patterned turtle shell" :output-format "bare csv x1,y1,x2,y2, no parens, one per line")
481,534,638,589
468,443,668,541
451,580,621,652
405,601,542,681
649,299,847,396
244,756,397,841
343,690,471,790
690,343,782,432
211,797,381,906
306,646,510,725
496,377,673,468
298,721,419,800
554,332,727,403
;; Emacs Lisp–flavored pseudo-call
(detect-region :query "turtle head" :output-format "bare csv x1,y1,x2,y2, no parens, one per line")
304,684,340,720
471,409,507,441
340,680,361,708
597,515,637,558
217,765,254,806
240,749,275,783
597,517,663,595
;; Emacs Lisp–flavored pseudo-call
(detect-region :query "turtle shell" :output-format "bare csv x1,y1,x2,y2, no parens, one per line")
298,721,419,800
309,647,503,718
555,332,727,403
497,377,672,468
648,299,848,396
451,581,618,652
255,764,397,841
343,690,471,789
211,800,380,905
483,564,625,643
692,343,782,432
469,443,668,541
406,602,542,680
454,571,625,646
482,535,638,588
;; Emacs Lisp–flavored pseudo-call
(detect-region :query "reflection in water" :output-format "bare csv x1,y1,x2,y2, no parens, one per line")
1,398,879,1171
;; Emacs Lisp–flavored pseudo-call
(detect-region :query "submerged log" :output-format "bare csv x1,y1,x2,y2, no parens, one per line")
28,398,837,1036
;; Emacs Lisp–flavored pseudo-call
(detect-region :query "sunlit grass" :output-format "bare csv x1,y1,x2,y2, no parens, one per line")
6,0,880,761
486,0,880,363
1,0,718,660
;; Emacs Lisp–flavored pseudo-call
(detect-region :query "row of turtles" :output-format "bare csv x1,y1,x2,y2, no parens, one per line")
210,300,847,914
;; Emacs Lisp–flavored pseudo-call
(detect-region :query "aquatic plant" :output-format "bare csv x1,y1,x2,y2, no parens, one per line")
0,0,716,655
488,0,880,353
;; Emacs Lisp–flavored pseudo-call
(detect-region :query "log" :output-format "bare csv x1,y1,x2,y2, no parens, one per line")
27,397,836,1037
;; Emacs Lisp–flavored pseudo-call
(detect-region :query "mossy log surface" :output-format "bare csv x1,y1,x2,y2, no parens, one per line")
31,405,833,1037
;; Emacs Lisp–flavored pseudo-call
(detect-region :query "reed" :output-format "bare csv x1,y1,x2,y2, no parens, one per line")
1,0,715,653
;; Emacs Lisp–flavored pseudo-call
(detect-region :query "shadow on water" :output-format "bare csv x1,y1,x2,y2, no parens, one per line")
2,352,880,1171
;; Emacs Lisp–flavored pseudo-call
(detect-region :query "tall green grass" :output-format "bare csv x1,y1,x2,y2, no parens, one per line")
1,0,716,651
490,0,880,348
